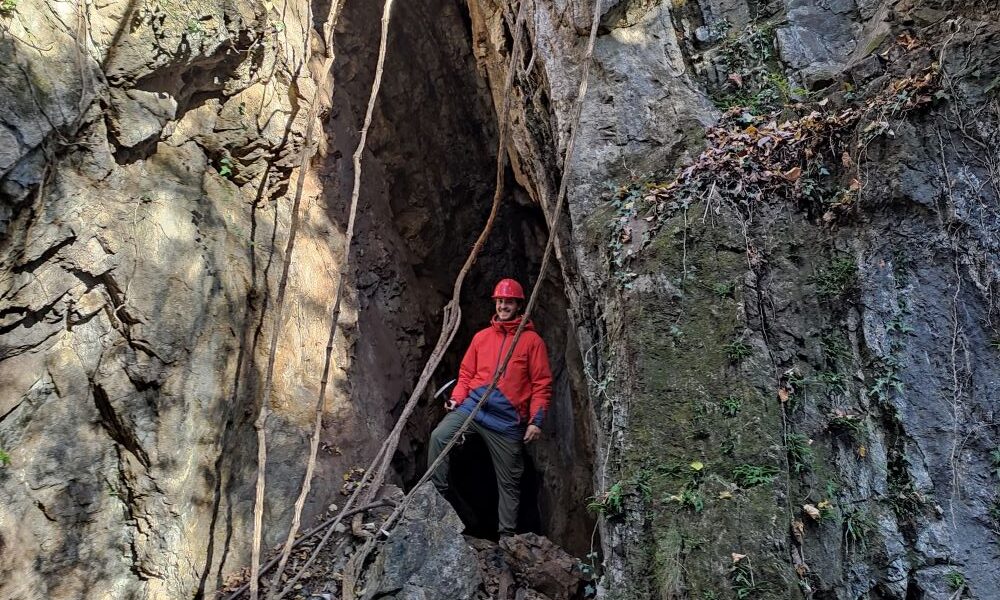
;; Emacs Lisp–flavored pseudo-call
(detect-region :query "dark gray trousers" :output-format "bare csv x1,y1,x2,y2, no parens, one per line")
428,410,524,534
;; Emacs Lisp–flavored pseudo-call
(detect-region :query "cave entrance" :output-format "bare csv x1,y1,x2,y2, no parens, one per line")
327,0,598,558
448,429,544,539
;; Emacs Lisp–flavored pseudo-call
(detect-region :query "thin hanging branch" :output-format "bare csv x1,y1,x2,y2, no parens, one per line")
248,1,344,598
268,0,392,598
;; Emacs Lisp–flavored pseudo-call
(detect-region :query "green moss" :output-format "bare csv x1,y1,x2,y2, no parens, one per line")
612,200,793,598
652,530,685,596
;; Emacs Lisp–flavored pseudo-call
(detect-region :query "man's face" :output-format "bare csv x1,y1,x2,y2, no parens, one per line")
495,297,520,321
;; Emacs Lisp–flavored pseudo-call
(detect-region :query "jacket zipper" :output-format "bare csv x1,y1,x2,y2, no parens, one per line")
492,330,508,380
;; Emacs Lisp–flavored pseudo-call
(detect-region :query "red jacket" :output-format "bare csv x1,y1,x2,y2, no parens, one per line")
451,316,552,438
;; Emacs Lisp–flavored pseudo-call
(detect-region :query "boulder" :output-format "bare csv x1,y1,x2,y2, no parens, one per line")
362,483,482,600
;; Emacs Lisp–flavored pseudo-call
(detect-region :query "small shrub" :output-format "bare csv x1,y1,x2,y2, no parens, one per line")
945,570,965,591
820,333,851,363
0,0,16,16
725,339,752,361
720,395,743,417
588,472,651,517
990,448,1000,479
814,371,847,394
988,498,1000,527
811,257,858,298
887,314,914,335
843,509,874,549
218,156,234,178
887,482,925,518
669,488,705,513
730,554,772,598
588,482,625,516
785,433,814,473
828,411,867,441
711,281,735,299
0,448,10,466
869,355,904,404
732,464,779,488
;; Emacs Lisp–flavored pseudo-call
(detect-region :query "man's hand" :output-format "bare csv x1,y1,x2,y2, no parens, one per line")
523,424,541,443
444,398,459,411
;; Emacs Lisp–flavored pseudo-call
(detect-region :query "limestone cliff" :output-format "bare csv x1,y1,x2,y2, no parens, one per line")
0,1,351,596
2,0,999,599
468,0,1000,597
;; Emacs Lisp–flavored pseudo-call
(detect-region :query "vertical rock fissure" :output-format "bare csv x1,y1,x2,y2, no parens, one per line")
324,0,598,557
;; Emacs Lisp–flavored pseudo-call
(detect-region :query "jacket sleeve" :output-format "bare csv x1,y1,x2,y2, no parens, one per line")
452,333,478,401
528,336,553,426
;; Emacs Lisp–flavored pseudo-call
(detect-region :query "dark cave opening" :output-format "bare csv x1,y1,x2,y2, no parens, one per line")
327,0,597,558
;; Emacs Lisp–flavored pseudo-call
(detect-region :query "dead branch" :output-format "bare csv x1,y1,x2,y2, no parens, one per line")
249,1,346,598
224,500,392,600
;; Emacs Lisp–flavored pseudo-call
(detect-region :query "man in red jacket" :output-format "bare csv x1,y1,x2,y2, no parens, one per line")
427,278,553,536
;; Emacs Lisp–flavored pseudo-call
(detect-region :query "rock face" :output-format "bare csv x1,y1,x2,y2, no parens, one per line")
0,0,594,597
0,1,342,597
468,0,1000,598
2,0,1000,599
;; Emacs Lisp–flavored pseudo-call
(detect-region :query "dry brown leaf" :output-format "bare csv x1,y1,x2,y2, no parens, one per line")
803,504,821,521
792,519,805,542
783,166,802,181
778,387,790,403
731,553,747,564
729,72,744,88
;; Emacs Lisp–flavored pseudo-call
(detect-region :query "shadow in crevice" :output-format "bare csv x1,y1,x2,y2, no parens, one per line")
446,433,544,539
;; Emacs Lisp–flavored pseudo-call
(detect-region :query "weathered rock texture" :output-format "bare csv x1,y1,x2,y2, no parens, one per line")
0,1,349,597
468,0,1000,598
0,0,594,598
361,483,483,600
3,0,1000,598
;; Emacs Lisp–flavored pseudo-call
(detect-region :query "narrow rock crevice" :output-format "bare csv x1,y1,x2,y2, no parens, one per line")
325,0,598,557
91,380,151,469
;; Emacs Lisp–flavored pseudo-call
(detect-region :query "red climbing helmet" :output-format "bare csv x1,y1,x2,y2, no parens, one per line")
492,278,525,300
